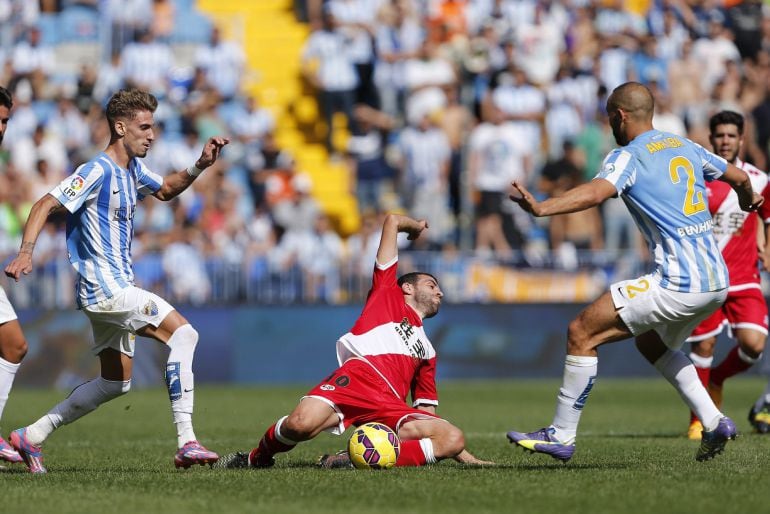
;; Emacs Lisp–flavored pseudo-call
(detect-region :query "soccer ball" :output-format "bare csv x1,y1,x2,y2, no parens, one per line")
348,422,401,470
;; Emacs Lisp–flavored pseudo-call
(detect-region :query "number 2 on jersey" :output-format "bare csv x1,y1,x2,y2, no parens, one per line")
669,156,706,216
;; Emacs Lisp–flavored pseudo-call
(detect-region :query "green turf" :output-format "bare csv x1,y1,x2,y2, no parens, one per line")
2,378,769,514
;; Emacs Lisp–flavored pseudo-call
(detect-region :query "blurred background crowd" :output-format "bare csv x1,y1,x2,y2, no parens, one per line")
0,0,768,307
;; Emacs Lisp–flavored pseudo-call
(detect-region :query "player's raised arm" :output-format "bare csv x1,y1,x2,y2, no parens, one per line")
719,162,763,212
375,213,428,265
154,136,230,201
4,194,64,281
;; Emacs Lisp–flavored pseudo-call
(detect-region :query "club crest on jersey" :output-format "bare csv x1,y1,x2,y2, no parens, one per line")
62,176,85,198
143,300,158,316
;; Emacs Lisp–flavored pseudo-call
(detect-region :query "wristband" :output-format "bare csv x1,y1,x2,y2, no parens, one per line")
187,164,204,177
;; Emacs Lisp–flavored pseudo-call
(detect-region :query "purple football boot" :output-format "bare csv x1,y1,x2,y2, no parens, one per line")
507,427,575,462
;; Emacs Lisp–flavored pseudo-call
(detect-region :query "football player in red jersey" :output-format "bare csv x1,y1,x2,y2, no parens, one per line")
216,213,491,469
685,111,770,439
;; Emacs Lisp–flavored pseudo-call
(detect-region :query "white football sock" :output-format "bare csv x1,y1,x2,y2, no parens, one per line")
418,438,436,464
0,356,20,424
688,352,713,369
738,347,761,364
166,324,198,447
26,377,131,446
274,416,298,446
551,355,598,444
655,349,721,431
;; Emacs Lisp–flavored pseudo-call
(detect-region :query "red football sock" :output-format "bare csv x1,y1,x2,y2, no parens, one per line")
395,440,428,467
690,365,711,423
250,422,296,465
711,346,753,386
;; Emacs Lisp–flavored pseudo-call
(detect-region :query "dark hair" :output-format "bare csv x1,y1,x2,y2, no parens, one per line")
709,111,744,135
397,272,439,288
106,89,158,135
0,85,12,110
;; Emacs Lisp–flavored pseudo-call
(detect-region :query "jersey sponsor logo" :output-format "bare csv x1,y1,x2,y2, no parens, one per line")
712,211,747,236
320,384,335,391
676,218,713,237
395,317,427,359
113,205,135,222
61,176,86,198
603,163,615,174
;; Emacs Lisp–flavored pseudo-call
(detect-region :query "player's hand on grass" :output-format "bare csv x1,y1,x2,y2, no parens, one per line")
453,449,496,466
4,252,33,281
195,136,230,169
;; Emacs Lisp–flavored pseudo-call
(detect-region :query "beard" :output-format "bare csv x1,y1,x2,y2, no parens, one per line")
415,290,441,318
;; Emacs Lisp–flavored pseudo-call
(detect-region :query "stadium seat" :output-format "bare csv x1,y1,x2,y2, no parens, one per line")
59,6,100,43
37,13,60,46
170,11,213,44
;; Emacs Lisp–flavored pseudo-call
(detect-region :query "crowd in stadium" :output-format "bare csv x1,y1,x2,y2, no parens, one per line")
0,0,768,306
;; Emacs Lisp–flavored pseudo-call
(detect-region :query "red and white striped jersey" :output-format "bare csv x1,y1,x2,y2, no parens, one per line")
706,159,770,288
336,258,438,408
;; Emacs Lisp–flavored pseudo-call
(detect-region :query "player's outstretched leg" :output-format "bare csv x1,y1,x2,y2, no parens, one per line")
507,427,575,462
0,435,21,463
9,428,45,474
696,416,737,462
214,416,297,470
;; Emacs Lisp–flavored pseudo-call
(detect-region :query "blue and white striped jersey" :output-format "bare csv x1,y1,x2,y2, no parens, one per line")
50,153,163,308
596,129,729,293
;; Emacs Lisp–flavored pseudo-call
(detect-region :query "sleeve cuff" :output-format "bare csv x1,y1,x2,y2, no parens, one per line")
412,398,438,408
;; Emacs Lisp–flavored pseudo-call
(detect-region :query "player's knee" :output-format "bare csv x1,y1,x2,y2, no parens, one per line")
739,335,765,358
441,426,465,457
566,318,590,352
0,333,28,363
283,413,315,441
171,324,198,350
102,377,131,400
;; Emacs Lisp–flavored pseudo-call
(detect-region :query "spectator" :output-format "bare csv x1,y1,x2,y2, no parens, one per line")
10,26,53,99
373,0,424,118
302,8,358,154
328,0,379,108
396,111,451,247
467,103,529,259
194,26,246,101
345,105,396,213
120,28,173,93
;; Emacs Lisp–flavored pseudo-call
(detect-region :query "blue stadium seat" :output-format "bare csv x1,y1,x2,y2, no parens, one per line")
59,6,100,43
172,0,198,15
170,11,212,44
37,13,60,46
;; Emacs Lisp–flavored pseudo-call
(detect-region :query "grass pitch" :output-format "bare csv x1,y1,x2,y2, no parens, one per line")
2,378,769,514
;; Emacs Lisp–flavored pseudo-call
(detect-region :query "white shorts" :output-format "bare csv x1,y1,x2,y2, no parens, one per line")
0,287,17,324
610,274,727,350
83,286,175,357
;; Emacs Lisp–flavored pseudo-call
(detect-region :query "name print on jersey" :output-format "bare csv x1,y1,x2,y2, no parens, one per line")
395,318,426,359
